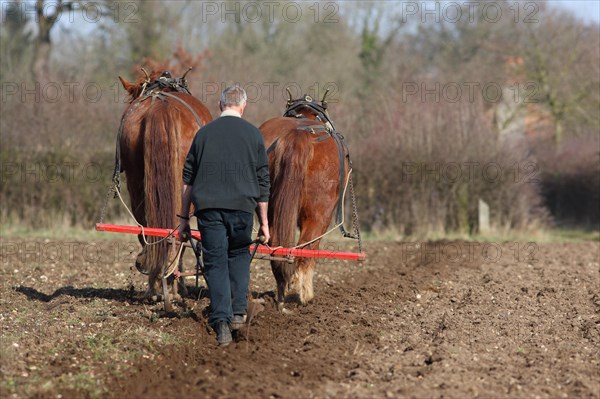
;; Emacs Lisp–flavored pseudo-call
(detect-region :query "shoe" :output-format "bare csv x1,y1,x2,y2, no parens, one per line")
230,314,247,331
214,320,232,346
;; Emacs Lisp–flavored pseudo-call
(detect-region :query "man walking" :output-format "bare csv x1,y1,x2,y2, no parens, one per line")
179,84,270,346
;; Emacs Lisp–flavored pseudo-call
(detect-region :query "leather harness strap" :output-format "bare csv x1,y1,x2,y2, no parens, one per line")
265,124,330,155
158,91,204,128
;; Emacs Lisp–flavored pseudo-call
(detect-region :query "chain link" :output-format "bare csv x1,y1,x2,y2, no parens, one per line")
347,169,362,253
98,183,116,224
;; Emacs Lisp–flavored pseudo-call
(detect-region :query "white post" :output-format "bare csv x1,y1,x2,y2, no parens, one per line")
478,199,490,234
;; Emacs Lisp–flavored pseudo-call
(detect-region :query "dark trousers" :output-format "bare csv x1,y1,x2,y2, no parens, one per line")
197,209,253,328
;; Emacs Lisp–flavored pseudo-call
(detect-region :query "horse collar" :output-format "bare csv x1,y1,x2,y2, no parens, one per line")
132,71,192,103
283,99,335,133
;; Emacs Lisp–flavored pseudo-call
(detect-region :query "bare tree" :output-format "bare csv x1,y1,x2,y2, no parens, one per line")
0,1,33,78
524,11,600,144
30,0,79,82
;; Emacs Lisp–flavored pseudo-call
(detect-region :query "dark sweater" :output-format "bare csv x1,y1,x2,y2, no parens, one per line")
183,116,270,214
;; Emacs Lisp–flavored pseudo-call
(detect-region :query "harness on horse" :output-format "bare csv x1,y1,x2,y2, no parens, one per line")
138,70,192,97
99,70,203,224
267,95,362,246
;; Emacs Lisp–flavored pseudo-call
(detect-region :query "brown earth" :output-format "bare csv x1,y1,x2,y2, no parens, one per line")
1,237,598,398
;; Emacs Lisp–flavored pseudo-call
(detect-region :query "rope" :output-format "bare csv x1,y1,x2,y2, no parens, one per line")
114,187,177,246
265,168,354,253
163,238,185,279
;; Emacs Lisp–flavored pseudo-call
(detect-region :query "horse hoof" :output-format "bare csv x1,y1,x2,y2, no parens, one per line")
277,302,293,314
171,293,182,302
135,263,148,274
150,294,163,303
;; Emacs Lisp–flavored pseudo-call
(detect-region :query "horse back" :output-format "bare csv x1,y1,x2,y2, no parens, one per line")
259,117,335,148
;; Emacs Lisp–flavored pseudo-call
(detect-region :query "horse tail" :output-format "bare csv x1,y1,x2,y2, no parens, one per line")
143,100,182,281
269,129,313,250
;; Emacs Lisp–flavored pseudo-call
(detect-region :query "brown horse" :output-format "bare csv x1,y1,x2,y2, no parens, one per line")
117,70,212,301
259,93,352,306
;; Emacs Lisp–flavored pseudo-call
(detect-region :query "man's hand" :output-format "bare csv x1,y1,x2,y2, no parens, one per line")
178,219,191,242
258,223,270,245
179,184,193,242
256,201,269,244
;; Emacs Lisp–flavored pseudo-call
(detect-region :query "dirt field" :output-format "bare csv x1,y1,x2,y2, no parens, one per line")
1,236,598,398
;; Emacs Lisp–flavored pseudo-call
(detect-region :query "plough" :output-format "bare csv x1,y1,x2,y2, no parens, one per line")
95,223,367,261
96,222,365,310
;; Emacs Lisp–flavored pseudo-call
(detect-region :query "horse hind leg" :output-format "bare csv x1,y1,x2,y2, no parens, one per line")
164,245,184,303
133,233,162,297
271,261,292,311
144,274,162,302
296,212,333,304
297,258,316,305
276,270,287,305
144,248,165,302
277,278,287,312
166,275,182,303
279,260,312,306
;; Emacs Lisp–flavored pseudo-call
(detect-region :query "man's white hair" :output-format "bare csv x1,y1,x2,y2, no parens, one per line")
220,84,247,108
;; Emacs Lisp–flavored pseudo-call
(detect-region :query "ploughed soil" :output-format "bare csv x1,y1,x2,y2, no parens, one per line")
1,236,598,398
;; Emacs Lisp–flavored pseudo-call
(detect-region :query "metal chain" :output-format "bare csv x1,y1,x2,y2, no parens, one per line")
98,183,116,224
347,169,363,253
